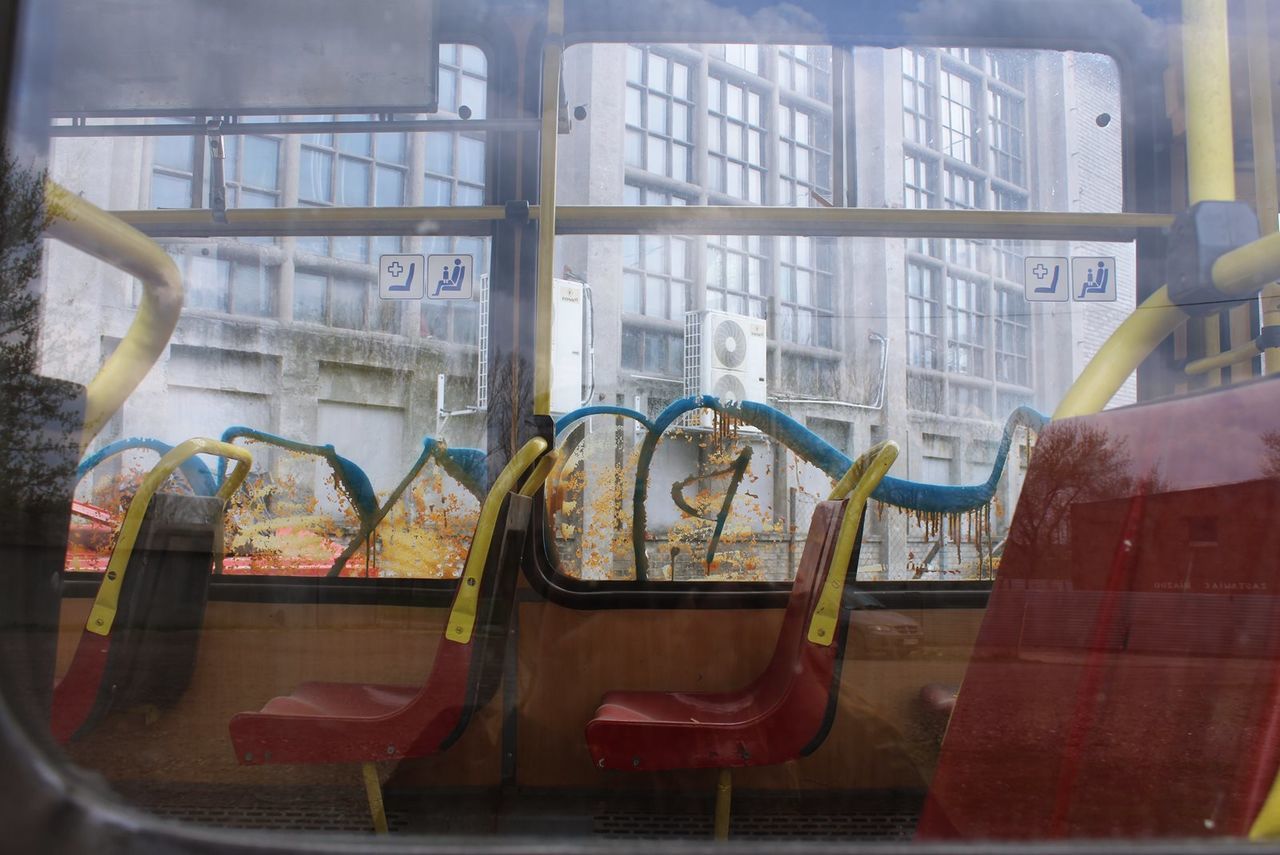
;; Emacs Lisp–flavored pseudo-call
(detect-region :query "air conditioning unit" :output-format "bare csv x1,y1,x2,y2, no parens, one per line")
684,309,767,429
475,275,592,414
549,277,587,414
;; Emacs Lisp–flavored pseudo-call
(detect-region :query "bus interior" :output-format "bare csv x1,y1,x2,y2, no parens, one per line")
4,0,1280,850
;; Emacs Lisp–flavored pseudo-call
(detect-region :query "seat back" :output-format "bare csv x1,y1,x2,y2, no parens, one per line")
52,439,249,744
397,434,553,757
83,493,222,730
437,492,532,750
919,378,1280,840
749,499,865,756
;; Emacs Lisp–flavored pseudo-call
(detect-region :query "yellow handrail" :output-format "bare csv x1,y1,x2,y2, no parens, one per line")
1186,338,1263,375
85,438,252,638
807,441,899,646
1052,0,1280,417
519,450,560,498
44,181,184,452
446,437,549,644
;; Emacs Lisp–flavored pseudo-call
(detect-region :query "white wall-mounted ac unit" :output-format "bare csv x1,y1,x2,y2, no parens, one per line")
684,309,767,428
549,277,587,414
475,275,592,414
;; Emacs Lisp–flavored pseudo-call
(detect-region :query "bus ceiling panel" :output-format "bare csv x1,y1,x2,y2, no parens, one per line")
45,0,444,118
561,0,1171,61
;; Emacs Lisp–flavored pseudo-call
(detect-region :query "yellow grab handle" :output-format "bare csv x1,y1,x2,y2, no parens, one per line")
45,181,184,453
86,438,251,637
808,441,899,646
1053,230,1280,419
519,450,560,497
446,437,548,644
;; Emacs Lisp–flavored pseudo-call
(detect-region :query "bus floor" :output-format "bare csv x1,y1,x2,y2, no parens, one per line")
110,780,925,840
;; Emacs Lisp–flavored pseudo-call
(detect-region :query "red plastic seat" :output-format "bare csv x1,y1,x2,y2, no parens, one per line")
586,444,898,805
587,500,850,772
228,438,550,768
918,379,1280,840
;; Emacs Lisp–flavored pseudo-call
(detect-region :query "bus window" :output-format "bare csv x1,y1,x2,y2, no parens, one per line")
8,0,1280,849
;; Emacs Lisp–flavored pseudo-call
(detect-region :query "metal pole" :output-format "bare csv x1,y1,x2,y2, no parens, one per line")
533,0,564,415
1182,0,1236,387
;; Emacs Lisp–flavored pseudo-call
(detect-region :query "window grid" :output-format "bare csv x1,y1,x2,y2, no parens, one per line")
778,104,832,207
706,234,768,319
296,115,411,262
150,118,200,209
778,236,834,348
423,132,486,208
945,274,986,377
717,44,760,75
437,44,489,118
167,249,275,319
988,86,1026,186
626,46,694,182
293,269,397,333
901,49,934,148
902,47,1033,417
707,76,767,202
995,287,1030,386
621,326,684,377
907,261,941,370
778,45,832,102
939,65,976,164
622,184,692,321
222,127,283,210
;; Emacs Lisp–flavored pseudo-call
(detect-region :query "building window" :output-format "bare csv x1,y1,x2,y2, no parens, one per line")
292,270,392,332
778,236,834,349
778,45,831,101
939,67,976,164
902,47,1032,417
716,44,760,75
945,274,986,377
706,234,767,318
151,118,199,209
168,251,276,318
902,50,934,148
621,327,683,377
437,44,488,117
907,261,941,370
222,129,282,209
424,132,486,208
625,46,694,182
622,185,692,321
296,116,410,261
778,104,832,207
707,76,766,202
995,288,1030,386
988,87,1026,186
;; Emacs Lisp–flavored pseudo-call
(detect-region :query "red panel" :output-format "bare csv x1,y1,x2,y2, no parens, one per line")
49,633,111,744
586,500,847,771
920,379,1280,840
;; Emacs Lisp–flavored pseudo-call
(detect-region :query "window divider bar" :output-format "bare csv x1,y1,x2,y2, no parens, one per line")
111,204,1170,242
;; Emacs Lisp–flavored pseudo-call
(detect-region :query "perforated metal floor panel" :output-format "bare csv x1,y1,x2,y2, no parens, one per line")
111,782,922,840
593,810,919,840
115,783,409,834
